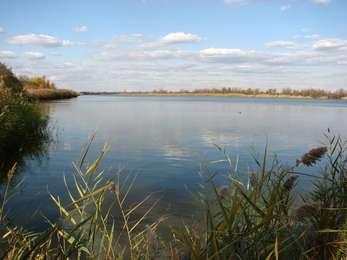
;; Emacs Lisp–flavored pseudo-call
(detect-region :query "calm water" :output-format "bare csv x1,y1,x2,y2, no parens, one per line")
6,95,347,229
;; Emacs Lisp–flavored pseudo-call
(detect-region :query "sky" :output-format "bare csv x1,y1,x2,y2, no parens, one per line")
0,0,346,91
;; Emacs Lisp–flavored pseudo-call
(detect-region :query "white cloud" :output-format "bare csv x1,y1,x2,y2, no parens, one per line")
281,4,291,11
224,0,281,5
224,0,259,4
224,0,248,4
0,26,4,33
224,0,332,6
293,33,320,40
0,50,16,58
266,41,297,49
199,48,260,63
103,34,144,49
141,32,202,49
133,50,191,60
5,32,347,91
304,34,320,39
7,34,78,47
99,49,192,61
159,32,202,45
200,48,255,57
24,51,45,60
313,39,347,51
310,0,332,4
73,25,88,33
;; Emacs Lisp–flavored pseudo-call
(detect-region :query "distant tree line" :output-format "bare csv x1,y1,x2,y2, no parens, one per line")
190,87,347,99
106,87,347,99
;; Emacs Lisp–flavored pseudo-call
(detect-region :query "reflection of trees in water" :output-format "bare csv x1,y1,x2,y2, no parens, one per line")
0,103,52,182
0,133,50,180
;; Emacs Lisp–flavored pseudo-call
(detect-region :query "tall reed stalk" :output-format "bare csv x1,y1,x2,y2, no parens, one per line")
0,138,164,259
172,133,347,259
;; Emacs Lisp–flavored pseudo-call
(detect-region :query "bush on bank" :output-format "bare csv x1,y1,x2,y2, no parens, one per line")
0,63,48,171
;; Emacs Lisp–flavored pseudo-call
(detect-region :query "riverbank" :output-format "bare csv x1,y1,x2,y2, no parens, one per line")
0,63,49,173
25,88,79,100
81,91,347,100
18,75,79,100
118,92,322,99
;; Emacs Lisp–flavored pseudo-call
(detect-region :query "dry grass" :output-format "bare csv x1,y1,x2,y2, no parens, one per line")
25,88,79,100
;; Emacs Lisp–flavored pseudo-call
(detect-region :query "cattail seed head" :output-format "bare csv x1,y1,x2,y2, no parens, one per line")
300,147,327,167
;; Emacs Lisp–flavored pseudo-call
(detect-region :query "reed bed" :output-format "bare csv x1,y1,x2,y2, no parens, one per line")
25,88,79,100
0,133,346,259
172,134,347,259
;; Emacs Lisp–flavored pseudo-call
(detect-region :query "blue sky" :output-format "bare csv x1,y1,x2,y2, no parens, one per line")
0,0,346,91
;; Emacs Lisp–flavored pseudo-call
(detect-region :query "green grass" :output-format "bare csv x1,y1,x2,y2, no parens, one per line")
172,134,347,259
0,89,49,174
0,133,346,259
0,137,165,259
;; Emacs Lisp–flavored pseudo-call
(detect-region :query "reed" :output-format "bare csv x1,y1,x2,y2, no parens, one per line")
0,134,346,259
0,137,165,259
25,88,79,100
171,133,347,259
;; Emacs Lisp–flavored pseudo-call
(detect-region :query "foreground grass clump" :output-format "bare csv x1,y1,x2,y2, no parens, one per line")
0,134,346,259
172,135,347,259
0,139,165,259
0,63,48,173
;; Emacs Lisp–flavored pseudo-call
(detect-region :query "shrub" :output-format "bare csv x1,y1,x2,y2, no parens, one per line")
25,88,79,100
0,63,49,174
0,89,48,170
0,63,23,93
20,75,56,90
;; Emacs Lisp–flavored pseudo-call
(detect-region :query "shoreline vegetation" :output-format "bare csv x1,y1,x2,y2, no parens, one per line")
20,75,79,100
25,88,79,100
0,134,346,259
81,88,347,100
0,63,50,173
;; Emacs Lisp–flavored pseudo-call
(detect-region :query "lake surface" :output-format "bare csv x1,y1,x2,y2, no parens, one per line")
6,95,347,229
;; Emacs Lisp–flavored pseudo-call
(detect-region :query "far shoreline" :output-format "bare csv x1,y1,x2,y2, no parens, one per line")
80,91,347,100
